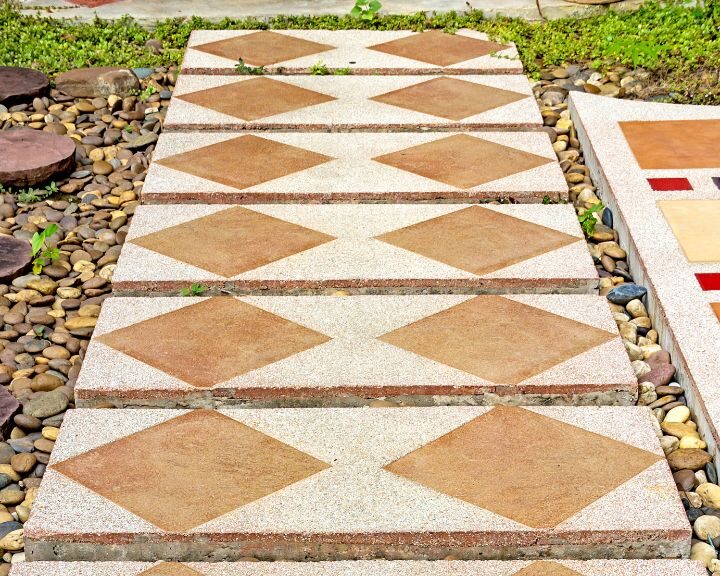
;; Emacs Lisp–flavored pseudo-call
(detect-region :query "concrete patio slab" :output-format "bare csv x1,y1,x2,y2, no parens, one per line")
569,92,720,478
74,294,636,407
25,406,688,561
181,30,522,75
112,203,597,294
163,75,542,131
10,559,707,576
142,131,567,203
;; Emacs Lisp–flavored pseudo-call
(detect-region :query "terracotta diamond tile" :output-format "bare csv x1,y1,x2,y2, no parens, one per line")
53,411,330,532
379,296,614,385
385,406,662,528
619,119,720,169
513,562,583,576
375,206,578,276
131,206,335,278
369,30,509,67
370,77,526,121
712,303,720,322
658,200,720,262
156,135,333,190
372,134,551,189
139,563,204,576
193,31,334,67
177,77,336,122
97,298,330,388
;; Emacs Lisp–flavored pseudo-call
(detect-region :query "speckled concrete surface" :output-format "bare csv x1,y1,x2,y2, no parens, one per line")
112,204,597,294
163,75,541,131
9,559,707,576
25,406,689,561
181,30,522,75
569,92,720,477
142,131,567,203
74,294,636,407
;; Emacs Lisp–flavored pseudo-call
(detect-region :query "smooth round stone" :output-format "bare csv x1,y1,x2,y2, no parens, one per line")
0,129,75,187
668,449,712,471
607,284,647,305
601,206,613,228
698,483,720,509
0,236,31,282
0,67,49,107
665,405,691,423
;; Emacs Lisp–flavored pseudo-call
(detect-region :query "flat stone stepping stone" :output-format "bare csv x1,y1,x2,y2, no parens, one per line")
10,560,707,575
0,67,49,107
182,29,522,75
0,129,75,187
0,235,31,281
25,406,689,561
112,204,597,294
143,131,567,203
164,75,542,131
570,92,720,473
74,294,635,407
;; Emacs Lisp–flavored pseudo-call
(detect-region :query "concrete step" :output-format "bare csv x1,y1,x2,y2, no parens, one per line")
74,294,635,407
11,559,706,576
25,406,689,562
181,29,523,75
142,131,567,204
163,74,542,131
112,204,597,295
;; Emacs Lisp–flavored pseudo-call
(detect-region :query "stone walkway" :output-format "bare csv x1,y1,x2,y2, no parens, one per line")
20,28,701,574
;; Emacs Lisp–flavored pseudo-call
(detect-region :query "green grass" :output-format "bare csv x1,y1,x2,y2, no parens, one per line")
1,0,719,102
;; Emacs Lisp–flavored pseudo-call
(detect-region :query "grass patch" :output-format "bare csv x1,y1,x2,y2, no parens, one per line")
0,0,719,102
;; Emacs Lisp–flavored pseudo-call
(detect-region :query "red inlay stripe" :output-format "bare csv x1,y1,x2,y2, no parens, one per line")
696,273,720,291
647,177,693,191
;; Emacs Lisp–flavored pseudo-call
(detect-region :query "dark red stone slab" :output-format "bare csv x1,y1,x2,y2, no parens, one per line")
647,177,693,191
0,129,75,188
0,236,31,281
0,67,49,107
696,273,720,291
0,386,20,440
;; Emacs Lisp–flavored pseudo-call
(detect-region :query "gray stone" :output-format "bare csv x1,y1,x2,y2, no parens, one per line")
55,67,139,98
22,390,68,419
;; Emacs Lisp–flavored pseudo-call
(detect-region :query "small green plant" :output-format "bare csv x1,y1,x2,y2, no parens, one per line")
606,38,667,69
349,0,382,20
542,195,551,205
30,223,60,275
180,283,207,296
578,202,604,236
334,67,352,75
310,61,330,75
4,181,59,204
138,84,158,102
235,58,265,75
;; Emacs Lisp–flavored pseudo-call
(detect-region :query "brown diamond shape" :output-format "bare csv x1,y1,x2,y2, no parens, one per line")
379,296,614,384
376,206,578,276
178,77,336,121
157,135,332,190
372,134,551,189
713,303,720,322
513,562,583,576
139,563,205,576
53,410,330,532
369,30,510,67
132,206,335,278
385,406,662,528
619,119,720,169
97,298,330,388
371,77,526,121
193,30,334,67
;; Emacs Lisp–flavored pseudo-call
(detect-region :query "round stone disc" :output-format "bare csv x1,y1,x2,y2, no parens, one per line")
0,67,50,108
0,129,76,188
0,235,31,281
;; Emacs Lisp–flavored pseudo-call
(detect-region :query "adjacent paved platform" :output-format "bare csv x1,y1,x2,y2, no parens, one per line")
112,204,597,294
74,294,636,407
25,406,689,561
142,131,567,203
164,75,542,131
570,92,720,477
181,30,523,75
10,560,707,576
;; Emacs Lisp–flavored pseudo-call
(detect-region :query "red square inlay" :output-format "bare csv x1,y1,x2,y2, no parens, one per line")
647,178,693,191
696,273,720,291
